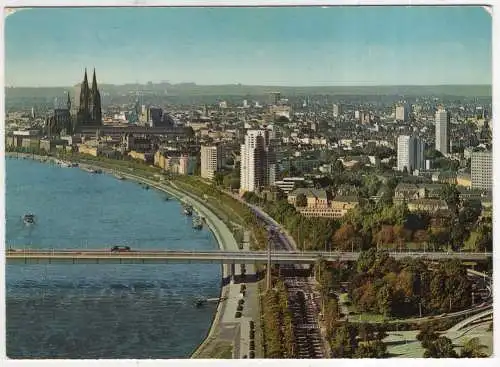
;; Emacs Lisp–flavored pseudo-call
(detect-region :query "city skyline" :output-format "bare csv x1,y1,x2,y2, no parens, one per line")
5,6,492,87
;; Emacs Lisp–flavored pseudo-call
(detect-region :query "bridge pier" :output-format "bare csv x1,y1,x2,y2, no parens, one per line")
230,263,236,284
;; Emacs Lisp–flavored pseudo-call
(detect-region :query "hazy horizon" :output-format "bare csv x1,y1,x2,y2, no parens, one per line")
5,7,492,87
5,82,493,89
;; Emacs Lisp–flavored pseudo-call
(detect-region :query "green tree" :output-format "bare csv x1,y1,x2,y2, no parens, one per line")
375,324,388,341
356,248,377,274
376,284,393,316
214,171,224,186
423,336,458,358
333,159,345,174
295,193,307,207
417,321,439,349
330,323,358,358
333,223,357,251
439,184,461,213
460,337,488,358
353,340,387,358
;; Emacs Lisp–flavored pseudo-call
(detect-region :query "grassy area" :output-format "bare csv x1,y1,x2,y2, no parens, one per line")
194,340,233,359
207,342,233,359
341,293,390,323
339,293,349,304
464,231,480,251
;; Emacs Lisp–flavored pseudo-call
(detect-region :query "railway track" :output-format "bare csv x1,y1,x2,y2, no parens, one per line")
268,226,326,358
283,267,325,358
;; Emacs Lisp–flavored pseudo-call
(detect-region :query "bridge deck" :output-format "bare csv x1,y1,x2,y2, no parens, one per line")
5,250,492,265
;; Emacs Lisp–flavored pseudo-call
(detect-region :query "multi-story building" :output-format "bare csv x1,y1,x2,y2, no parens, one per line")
178,154,197,175
149,107,163,126
287,189,358,218
240,130,275,193
45,92,73,136
471,150,492,190
273,177,306,194
435,108,450,155
200,145,222,180
397,135,425,172
332,104,343,118
395,104,410,122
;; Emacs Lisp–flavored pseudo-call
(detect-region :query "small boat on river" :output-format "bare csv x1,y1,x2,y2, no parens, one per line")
194,298,207,307
192,217,203,230
183,205,193,216
23,213,35,225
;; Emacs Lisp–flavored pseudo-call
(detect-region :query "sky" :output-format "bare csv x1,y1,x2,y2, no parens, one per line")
4,6,492,87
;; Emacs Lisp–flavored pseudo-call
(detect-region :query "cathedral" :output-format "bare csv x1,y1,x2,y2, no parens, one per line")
46,92,72,136
76,68,102,127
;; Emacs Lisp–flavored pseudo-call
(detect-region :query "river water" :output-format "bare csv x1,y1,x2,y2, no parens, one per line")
5,157,221,358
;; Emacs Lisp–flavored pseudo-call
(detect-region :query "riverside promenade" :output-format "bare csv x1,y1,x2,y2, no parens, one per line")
7,153,250,359
119,173,255,358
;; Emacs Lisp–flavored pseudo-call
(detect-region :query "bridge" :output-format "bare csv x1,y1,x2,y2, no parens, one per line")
5,249,492,265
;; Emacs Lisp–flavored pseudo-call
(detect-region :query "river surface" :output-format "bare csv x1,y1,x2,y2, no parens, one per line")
5,157,221,359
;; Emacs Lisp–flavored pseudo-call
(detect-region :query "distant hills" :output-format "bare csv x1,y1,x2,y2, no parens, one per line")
5,83,492,111
6,83,492,99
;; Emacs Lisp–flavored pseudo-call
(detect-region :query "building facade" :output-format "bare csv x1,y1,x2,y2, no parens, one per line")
240,130,275,193
395,104,410,122
435,108,450,155
332,104,343,118
397,135,425,172
46,93,73,136
200,145,222,180
471,151,492,190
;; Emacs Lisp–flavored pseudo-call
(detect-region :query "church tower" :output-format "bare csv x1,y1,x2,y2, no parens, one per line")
90,68,102,125
77,68,91,126
75,68,102,129
66,91,71,111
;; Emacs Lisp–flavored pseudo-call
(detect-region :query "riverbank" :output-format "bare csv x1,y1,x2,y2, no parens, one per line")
5,152,245,358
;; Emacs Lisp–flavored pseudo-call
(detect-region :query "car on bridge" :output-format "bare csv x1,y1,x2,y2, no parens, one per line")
111,245,132,253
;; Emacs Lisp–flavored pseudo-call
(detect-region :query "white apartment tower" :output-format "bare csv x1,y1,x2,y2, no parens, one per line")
435,108,450,155
395,104,411,122
240,130,275,193
333,104,343,117
200,145,222,180
397,135,425,172
471,151,492,190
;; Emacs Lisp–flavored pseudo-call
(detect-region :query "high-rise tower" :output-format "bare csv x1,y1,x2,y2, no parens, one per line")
435,108,450,155
240,130,275,193
397,135,425,173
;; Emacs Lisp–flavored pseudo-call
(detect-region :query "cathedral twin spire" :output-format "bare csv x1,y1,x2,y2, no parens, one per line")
77,68,102,126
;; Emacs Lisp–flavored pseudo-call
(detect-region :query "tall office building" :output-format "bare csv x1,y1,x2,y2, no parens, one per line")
397,135,425,172
333,104,343,117
395,104,410,122
435,108,450,155
471,151,492,190
269,92,281,105
149,107,165,127
200,145,223,180
240,130,275,193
